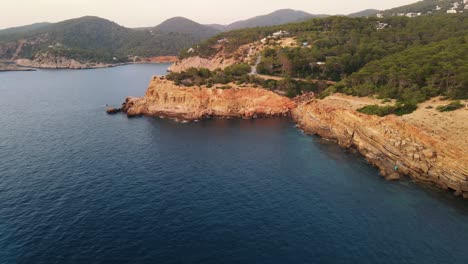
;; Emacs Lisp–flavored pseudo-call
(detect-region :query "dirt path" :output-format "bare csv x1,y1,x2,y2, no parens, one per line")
255,74,336,85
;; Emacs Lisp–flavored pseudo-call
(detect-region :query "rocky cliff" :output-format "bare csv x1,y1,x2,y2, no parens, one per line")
15,52,113,69
118,76,467,198
169,56,236,72
121,77,296,120
292,98,468,198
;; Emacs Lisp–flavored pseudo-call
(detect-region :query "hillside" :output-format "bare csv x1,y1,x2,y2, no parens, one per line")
348,9,381,17
178,13,467,101
381,0,466,16
0,16,218,64
223,9,327,31
154,17,220,39
0,22,51,37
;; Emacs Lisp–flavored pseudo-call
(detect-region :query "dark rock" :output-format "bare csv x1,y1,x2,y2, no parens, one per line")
106,107,121,115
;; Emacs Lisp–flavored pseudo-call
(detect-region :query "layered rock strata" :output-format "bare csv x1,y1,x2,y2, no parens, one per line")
292,99,468,198
121,77,296,120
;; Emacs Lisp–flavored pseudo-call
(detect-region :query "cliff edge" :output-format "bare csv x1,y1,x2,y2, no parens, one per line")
292,96,468,198
121,77,296,120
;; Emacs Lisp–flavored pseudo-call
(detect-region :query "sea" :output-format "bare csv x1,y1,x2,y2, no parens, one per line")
1,64,467,264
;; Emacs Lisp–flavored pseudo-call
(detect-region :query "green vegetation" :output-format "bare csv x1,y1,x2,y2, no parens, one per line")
0,16,219,63
382,0,461,16
436,100,464,112
335,36,468,102
357,103,418,116
166,64,330,97
186,14,467,105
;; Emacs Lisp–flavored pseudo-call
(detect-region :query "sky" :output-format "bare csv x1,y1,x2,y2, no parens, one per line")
0,0,418,29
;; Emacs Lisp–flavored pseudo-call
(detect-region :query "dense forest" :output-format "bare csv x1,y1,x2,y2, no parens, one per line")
185,14,467,102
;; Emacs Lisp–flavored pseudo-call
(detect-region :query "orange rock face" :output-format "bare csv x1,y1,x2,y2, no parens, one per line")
292,99,468,198
168,56,237,72
122,77,296,120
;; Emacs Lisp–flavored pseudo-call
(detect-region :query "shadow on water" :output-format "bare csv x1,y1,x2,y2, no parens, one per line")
142,116,468,214
310,133,468,214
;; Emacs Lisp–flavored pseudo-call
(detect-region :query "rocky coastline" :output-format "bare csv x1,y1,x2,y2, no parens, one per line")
114,77,468,199
1,55,177,71
118,77,295,120
0,61,35,72
292,98,468,198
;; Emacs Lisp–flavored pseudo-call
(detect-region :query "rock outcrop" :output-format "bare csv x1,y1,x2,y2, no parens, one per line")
15,52,113,69
121,77,296,120
168,56,237,72
0,61,34,72
292,99,468,198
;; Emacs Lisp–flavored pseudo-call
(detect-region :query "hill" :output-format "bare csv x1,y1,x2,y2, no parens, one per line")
180,13,467,101
348,9,381,17
0,10,334,64
154,17,220,39
0,22,51,37
224,9,327,31
0,16,219,63
381,0,466,16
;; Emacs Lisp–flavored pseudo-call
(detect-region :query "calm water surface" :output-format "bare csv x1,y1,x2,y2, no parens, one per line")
1,64,467,264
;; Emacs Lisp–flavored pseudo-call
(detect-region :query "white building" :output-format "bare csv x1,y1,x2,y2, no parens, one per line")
376,13,384,18
272,30,289,38
447,9,458,14
405,12,421,17
376,22,389,30
217,38,229,44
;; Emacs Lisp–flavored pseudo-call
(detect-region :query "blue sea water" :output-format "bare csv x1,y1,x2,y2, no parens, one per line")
0,64,467,264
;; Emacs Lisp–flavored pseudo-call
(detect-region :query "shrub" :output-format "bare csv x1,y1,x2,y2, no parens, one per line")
357,103,417,117
436,101,464,112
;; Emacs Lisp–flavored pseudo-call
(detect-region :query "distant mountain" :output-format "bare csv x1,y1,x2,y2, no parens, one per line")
0,16,219,63
205,24,227,31
0,22,51,37
348,9,381,17
155,17,220,39
223,9,328,31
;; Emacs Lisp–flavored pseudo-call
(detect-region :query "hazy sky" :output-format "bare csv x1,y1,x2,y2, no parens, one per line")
1,0,418,29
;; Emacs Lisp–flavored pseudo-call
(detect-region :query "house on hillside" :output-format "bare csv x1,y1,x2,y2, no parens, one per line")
405,12,421,17
272,30,289,38
217,38,229,44
447,9,457,14
376,13,384,18
376,22,389,30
